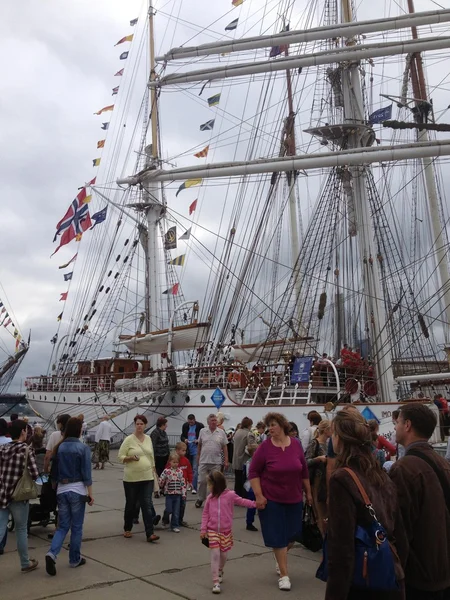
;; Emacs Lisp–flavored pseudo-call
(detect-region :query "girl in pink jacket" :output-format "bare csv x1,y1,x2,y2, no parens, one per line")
201,470,256,594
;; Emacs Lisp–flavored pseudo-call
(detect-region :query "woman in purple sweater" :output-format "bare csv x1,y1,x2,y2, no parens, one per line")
248,412,313,592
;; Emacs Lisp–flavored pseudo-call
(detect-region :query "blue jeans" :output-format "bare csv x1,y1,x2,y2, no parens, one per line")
246,489,256,525
0,501,30,569
189,454,198,490
165,495,181,529
48,492,86,566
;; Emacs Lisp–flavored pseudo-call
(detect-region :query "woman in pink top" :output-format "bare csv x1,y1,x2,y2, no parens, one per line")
248,412,313,592
200,471,256,594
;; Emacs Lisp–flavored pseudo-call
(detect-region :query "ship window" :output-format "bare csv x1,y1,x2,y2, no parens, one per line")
201,395,206,403
158,396,163,404
113,397,116,403
63,397,66,402
54,397,56,401
134,397,138,403
171,396,176,404
78,397,81,403
44,396,47,401
185,396,190,403
39,396,41,400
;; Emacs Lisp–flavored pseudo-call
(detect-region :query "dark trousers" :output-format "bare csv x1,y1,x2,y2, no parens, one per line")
246,489,256,525
234,469,246,498
123,480,155,537
155,455,169,477
406,585,450,600
0,530,6,552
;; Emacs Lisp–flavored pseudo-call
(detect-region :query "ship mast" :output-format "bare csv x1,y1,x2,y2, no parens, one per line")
339,0,395,401
406,0,450,347
282,35,303,320
143,2,162,366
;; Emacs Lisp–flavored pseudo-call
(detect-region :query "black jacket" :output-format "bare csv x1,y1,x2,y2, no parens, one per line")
181,421,204,456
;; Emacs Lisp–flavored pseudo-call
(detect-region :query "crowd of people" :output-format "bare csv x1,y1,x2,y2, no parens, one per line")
0,403,449,599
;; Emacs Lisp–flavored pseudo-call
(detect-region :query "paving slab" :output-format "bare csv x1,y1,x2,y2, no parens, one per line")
0,544,131,600
34,579,187,600
145,549,326,600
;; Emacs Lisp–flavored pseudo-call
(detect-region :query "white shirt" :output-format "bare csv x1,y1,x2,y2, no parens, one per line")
300,425,317,451
0,436,11,445
95,421,112,443
198,427,227,464
46,431,63,452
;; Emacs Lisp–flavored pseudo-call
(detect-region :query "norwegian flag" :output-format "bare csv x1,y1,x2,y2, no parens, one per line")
52,188,92,256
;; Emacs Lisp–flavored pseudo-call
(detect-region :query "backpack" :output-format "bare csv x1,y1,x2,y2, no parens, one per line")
316,468,399,591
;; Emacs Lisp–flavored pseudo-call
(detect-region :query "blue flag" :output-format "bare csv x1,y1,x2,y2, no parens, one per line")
63,272,73,282
200,119,215,131
369,105,392,124
101,122,109,130
90,206,108,229
290,356,314,384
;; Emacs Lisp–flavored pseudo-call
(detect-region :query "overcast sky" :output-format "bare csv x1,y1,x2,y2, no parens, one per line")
1,0,449,393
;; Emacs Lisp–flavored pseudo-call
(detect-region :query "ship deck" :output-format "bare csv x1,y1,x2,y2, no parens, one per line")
0,451,325,600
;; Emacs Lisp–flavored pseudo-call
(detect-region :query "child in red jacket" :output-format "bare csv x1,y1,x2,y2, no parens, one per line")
163,442,192,527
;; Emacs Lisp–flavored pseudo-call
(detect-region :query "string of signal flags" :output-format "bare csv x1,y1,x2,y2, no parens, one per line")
51,17,138,322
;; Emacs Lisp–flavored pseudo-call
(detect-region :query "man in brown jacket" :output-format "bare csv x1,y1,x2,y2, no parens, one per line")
390,403,450,600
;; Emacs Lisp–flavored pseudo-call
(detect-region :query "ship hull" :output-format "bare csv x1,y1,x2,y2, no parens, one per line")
26,387,431,444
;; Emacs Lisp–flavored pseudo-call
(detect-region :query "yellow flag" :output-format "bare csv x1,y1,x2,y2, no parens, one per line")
232,0,244,6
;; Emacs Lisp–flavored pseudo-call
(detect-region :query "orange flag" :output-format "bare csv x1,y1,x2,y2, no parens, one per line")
97,140,105,149
194,145,209,158
94,105,114,115
115,34,134,46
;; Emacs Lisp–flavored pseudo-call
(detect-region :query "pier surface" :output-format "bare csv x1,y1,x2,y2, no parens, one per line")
0,451,325,599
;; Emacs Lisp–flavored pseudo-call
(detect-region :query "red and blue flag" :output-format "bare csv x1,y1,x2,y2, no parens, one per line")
52,188,92,256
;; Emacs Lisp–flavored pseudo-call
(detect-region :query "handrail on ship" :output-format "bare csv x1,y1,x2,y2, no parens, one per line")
24,362,375,395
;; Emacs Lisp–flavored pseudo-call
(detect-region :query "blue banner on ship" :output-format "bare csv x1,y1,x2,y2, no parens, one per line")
291,356,314,384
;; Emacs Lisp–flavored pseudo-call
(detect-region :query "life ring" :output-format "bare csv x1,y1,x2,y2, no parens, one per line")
345,378,359,394
227,371,241,388
363,380,377,397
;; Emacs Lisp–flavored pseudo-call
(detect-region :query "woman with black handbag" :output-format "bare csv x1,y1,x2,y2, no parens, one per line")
305,419,331,537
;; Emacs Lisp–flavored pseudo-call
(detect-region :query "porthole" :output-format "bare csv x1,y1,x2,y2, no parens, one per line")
63,397,66,402
185,396,190,403
44,396,47,401
171,396,176,404
201,395,206,403
78,397,81,403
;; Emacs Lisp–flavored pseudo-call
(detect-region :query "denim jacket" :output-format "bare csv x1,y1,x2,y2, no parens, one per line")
51,437,92,486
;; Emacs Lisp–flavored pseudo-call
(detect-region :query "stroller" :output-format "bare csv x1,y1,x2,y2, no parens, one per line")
7,450,58,534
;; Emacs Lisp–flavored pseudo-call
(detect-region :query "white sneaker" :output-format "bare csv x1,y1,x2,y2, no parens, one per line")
218,570,224,583
192,489,197,495
278,576,291,591
171,528,181,533
212,583,221,594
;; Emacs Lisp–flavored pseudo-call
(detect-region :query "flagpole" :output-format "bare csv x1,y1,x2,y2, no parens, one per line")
91,188,141,225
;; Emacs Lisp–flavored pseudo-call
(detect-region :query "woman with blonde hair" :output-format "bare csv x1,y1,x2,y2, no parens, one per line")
305,419,331,536
324,410,406,599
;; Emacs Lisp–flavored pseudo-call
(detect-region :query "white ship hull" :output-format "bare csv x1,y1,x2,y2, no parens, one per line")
26,386,428,444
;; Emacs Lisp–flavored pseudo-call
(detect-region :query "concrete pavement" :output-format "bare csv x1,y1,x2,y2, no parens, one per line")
0,451,326,599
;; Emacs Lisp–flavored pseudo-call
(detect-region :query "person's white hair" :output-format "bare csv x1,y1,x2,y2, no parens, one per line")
207,413,217,422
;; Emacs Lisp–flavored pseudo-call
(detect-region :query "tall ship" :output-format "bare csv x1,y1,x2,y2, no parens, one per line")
25,0,450,437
